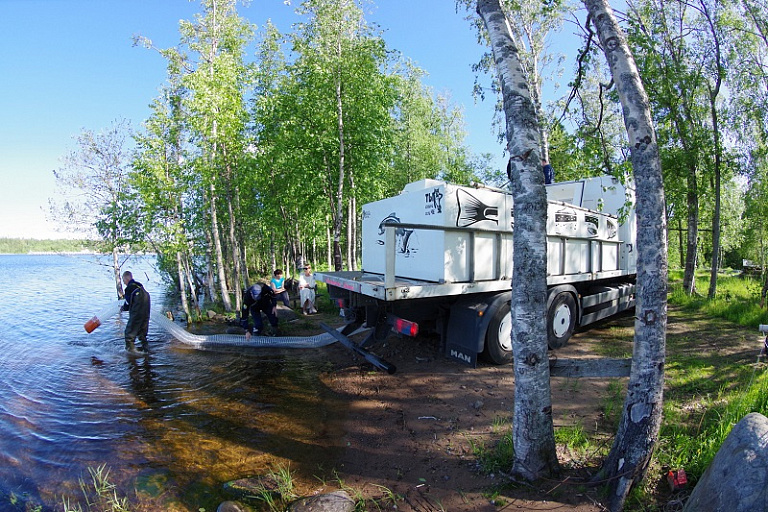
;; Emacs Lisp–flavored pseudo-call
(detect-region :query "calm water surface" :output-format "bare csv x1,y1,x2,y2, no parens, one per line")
0,254,344,511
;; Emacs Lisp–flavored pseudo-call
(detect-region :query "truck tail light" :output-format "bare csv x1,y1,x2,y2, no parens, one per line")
394,318,419,337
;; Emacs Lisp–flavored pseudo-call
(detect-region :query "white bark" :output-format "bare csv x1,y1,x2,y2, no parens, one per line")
209,181,232,311
477,0,558,480
176,250,190,320
583,1,668,510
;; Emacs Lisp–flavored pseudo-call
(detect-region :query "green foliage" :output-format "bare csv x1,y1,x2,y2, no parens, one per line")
123,0,490,308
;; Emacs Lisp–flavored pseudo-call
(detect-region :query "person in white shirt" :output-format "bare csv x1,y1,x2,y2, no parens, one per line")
298,265,317,315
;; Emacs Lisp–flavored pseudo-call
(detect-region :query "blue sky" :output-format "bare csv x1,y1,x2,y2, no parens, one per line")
0,0,574,239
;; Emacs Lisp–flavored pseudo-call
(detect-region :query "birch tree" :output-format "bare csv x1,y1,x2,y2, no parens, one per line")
476,0,559,481
464,0,568,165
132,87,204,322
179,0,255,311
583,1,668,510
50,119,136,298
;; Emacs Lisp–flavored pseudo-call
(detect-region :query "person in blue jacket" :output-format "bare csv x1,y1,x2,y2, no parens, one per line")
121,271,151,354
240,283,279,338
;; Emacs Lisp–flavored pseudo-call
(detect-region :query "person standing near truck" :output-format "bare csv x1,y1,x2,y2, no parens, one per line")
542,160,555,184
121,271,151,354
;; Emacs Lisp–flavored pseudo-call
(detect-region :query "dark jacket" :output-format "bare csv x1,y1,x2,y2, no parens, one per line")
242,283,274,312
122,279,150,315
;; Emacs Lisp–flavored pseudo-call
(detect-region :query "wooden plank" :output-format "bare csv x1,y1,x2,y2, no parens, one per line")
549,358,631,378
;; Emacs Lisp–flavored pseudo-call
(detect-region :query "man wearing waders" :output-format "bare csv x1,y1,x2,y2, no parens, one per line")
121,271,151,353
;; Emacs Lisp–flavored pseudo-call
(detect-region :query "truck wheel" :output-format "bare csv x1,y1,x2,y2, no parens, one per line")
483,301,513,365
547,292,576,349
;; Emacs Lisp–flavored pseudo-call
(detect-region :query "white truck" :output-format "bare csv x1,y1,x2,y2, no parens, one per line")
316,176,636,367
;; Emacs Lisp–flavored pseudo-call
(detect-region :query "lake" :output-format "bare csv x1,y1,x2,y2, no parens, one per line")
0,254,344,511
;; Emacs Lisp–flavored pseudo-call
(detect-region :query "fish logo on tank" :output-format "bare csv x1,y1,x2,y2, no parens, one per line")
424,188,443,216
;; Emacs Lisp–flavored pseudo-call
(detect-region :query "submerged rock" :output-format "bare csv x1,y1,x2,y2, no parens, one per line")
683,412,768,511
288,490,355,512
217,501,253,512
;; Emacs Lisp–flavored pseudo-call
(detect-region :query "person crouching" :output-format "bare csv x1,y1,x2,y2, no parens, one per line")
240,283,279,338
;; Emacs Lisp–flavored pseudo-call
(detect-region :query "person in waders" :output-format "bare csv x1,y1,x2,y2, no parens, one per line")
121,271,151,354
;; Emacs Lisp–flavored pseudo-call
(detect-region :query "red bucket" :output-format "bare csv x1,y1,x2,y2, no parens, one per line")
84,316,101,333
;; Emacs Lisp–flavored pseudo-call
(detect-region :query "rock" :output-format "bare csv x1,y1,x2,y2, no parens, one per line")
473,400,484,410
217,501,252,512
683,412,768,512
287,490,355,512
207,309,218,319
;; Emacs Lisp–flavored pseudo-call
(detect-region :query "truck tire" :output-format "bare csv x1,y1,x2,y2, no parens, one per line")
547,292,576,349
483,300,513,365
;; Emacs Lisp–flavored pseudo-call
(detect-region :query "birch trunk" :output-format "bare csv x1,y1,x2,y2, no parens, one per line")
205,229,218,305
682,163,699,295
346,199,353,270
227,184,242,312
477,0,558,481
705,0,724,299
351,195,357,270
333,33,346,272
182,250,201,320
112,247,124,299
176,250,191,321
583,2,668,510
209,181,232,311
675,115,699,295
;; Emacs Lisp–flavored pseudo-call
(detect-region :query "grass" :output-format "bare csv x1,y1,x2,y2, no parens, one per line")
620,269,768,506
61,465,130,512
554,423,590,451
467,416,515,475
242,463,402,512
244,463,298,512
473,269,768,508
668,269,768,326
332,470,403,512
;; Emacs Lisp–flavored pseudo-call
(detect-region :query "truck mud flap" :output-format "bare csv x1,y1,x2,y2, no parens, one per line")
319,322,397,374
444,301,489,368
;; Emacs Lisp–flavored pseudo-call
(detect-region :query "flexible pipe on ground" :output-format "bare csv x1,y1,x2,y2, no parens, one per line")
86,302,339,349
149,310,337,349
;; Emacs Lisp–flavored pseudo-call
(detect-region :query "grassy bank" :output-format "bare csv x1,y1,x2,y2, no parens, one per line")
476,269,768,508
620,270,768,507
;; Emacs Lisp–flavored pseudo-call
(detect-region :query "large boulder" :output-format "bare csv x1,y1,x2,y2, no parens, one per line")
683,412,768,512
